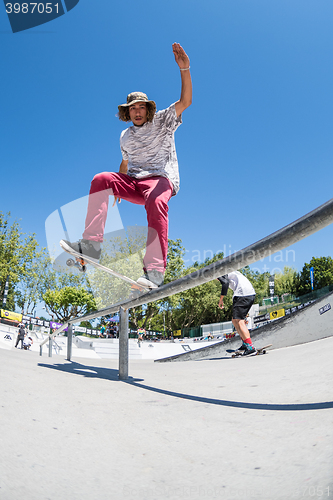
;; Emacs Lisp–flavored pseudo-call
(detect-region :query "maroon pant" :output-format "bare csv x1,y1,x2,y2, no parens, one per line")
82,172,173,273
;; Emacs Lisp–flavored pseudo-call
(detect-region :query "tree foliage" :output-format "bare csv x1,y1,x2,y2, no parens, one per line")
162,251,233,331
43,286,96,323
296,256,333,296
131,243,233,332
274,266,298,297
242,265,298,302
15,249,51,315
39,261,96,322
0,212,46,312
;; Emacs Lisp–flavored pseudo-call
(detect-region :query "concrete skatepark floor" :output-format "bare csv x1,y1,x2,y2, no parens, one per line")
0,337,332,500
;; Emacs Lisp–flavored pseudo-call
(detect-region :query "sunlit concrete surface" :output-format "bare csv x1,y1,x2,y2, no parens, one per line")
0,337,332,500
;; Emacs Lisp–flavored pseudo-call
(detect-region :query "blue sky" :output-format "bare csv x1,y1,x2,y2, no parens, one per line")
1,0,333,289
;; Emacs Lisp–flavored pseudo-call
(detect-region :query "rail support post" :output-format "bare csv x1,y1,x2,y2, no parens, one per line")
67,324,73,361
48,336,53,357
119,307,129,380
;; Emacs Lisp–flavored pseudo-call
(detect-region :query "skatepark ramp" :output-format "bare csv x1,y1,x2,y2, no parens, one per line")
40,197,333,379
154,290,333,362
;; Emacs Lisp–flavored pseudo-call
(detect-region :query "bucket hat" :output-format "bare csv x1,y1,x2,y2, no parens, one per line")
118,91,156,112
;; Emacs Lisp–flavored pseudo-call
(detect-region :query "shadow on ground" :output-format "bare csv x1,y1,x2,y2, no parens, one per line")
38,361,333,412
38,360,143,382
126,381,333,412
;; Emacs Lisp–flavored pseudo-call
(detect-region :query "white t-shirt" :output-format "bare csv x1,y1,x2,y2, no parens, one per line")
227,271,256,297
120,103,182,195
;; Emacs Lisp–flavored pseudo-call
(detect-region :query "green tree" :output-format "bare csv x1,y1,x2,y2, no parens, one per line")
129,305,144,331
15,248,50,315
296,256,333,296
37,255,95,322
157,239,187,331
128,239,186,331
155,251,232,331
43,286,96,323
79,320,93,329
274,266,297,297
0,212,46,312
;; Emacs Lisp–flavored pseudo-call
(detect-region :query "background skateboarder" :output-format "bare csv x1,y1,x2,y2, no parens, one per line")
61,42,192,289
217,272,257,355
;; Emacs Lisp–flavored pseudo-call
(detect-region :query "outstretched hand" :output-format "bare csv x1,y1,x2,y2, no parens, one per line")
172,42,190,69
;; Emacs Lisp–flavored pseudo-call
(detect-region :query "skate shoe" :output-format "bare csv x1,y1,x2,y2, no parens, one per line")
61,239,101,261
242,344,257,356
137,270,164,289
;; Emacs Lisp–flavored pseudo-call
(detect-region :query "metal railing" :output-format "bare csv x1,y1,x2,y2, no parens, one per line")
39,197,333,379
39,323,68,356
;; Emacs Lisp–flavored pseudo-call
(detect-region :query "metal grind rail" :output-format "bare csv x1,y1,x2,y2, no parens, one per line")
39,322,70,357
39,197,333,379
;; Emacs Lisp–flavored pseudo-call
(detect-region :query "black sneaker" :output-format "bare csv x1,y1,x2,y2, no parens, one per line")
61,239,101,261
242,345,257,356
137,270,164,289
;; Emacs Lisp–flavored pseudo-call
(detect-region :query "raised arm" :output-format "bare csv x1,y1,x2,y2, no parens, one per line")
172,43,192,117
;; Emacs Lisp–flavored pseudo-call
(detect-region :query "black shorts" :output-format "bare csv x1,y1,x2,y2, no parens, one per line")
232,295,256,320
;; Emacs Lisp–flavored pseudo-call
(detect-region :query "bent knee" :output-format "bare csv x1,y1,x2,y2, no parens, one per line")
90,172,116,191
91,172,113,184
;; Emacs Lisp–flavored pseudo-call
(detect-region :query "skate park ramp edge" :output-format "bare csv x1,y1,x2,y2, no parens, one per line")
155,290,333,362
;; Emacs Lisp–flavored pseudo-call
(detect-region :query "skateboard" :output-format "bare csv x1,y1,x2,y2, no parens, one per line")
60,240,149,292
229,344,272,358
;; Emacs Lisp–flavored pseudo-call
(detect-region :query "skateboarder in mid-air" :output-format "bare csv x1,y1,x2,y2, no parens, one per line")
61,43,192,289
217,272,257,356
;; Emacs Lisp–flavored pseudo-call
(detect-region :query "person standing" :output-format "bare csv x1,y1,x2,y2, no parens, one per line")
15,325,26,349
61,43,192,289
217,272,257,356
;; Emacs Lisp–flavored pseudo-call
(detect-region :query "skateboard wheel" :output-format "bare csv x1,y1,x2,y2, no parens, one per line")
66,258,75,267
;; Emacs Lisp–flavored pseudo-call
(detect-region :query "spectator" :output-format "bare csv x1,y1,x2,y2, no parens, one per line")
23,336,33,350
15,325,26,349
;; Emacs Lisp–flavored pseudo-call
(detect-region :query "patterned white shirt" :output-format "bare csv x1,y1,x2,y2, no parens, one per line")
120,103,182,195
226,271,256,297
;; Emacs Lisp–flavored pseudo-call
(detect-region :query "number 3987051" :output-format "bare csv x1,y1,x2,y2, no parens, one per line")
5,3,60,14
